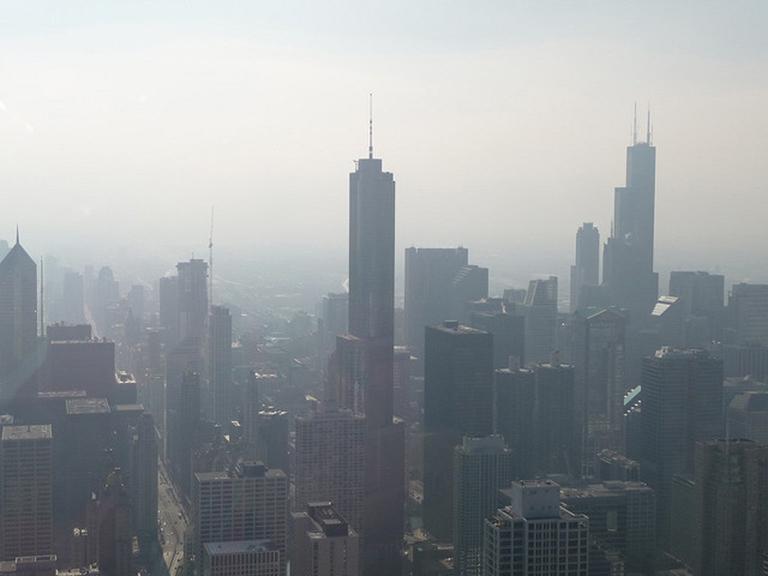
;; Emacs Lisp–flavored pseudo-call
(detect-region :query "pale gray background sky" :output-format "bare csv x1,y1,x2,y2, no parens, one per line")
1,1,766,286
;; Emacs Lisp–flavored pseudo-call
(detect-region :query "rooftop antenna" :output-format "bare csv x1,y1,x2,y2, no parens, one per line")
39,257,44,338
646,105,651,144
209,206,214,309
15,225,19,245
632,102,637,145
368,93,373,159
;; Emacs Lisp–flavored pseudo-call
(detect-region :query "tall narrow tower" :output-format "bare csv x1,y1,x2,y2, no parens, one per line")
344,100,404,575
603,110,658,320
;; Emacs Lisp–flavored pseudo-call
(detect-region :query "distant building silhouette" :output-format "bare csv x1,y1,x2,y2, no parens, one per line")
570,223,600,313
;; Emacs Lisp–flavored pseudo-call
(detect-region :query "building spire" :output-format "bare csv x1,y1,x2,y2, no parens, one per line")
368,93,373,159
632,102,637,145
15,225,19,245
646,105,652,144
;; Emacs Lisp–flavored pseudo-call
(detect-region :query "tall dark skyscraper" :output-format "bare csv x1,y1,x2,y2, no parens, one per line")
177,259,208,344
208,304,232,426
640,348,723,548
423,321,493,541
570,222,600,312
603,114,659,321
342,120,404,575
0,233,38,388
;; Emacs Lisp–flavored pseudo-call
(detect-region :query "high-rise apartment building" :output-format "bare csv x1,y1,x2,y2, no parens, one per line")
291,502,360,576
208,305,232,426
0,425,53,559
404,247,469,354
640,348,724,547
694,439,768,576
0,234,37,388
423,321,493,541
294,410,366,535
452,436,513,576
483,480,589,576
570,223,600,312
193,461,289,572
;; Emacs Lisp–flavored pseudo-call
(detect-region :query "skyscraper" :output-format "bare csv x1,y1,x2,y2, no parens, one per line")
669,271,725,346
640,347,724,547
0,233,37,387
522,277,558,364
483,480,589,576
534,362,579,476
343,120,404,575
193,461,289,573
291,502,360,576
177,259,208,344
404,247,469,354
729,283,768,346
494,367,536,478
423,321,493,541
208,305,232,426
570,223,600,312
603,116,659,320
294,410,366,541
452,436,513,576
694,439,768,576
0,425,53,559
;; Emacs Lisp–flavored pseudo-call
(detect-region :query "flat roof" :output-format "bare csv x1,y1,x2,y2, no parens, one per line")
203,540,277,556
66,398,110,415
2,424,52,441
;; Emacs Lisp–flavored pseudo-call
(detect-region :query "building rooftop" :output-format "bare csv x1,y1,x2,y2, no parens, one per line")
203,540,277,556
730,391,768,412
560,481,653,500
431,321,487,335
66,398,110,416
2,425,52,441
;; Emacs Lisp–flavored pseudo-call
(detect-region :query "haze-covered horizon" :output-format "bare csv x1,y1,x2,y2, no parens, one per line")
1,1,767,287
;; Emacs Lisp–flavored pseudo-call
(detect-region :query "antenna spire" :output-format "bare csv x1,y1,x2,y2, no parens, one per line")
646,105,652,144
209,206,214,309
40,257,44,337
632,102,637,145
15,225,19,245
368,93,373,159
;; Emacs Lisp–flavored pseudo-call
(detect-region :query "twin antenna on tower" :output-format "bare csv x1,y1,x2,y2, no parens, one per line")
632,102,653,145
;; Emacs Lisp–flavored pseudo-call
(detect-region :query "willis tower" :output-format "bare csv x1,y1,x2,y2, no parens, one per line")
603,108,659,323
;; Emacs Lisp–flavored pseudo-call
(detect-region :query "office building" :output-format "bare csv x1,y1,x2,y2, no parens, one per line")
603,119,659,321
193,461,289,572
483,480,589,576
319,293,349,366
452,436,513,576
669,271,724,346
294,410,366,534
158,275,179,349
573,308,626,454
728,392,768,443
640,348,723,547
209,305,233,426
450,265,489,322
694,439,768,576
470,310,525,369
404,247,469,354
0,425,53,559
423,322,493,541
291,502,359,576
561,481,656,573
494,368,536,478
522,277,558,364
252,409,289,474
730,283,768,346
203,541,281,576
570,223,600,313
177,259,209,344
0,234,37,386
97,470,133,576
534,362,578,476
723,344,768,383
130,412,158,544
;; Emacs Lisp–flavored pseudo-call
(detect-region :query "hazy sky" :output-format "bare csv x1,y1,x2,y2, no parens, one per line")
1,1,767,285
